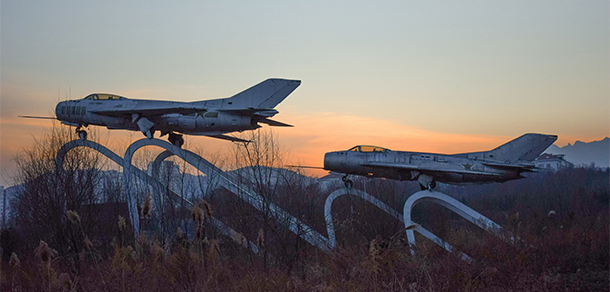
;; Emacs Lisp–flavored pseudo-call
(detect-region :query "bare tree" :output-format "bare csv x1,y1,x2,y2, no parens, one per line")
12,124,104,256
224,129,322,271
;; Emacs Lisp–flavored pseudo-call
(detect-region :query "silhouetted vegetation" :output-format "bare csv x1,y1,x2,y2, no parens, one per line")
2,127,608,291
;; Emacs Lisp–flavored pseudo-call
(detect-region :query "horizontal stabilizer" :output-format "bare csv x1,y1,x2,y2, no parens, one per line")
258,118,293,127
204,134,250,143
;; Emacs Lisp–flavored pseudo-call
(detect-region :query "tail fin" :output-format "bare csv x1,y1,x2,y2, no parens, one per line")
469,134,558,163
226,78,301,108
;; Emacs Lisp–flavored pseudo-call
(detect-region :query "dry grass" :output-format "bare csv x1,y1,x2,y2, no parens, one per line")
2,213,607,291
2,168,608,291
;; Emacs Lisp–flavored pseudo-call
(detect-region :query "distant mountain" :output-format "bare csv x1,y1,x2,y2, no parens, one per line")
545,137,609,168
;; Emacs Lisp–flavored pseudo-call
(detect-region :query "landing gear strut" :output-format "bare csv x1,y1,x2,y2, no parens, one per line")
342,175,353,189
419,180,436,191
168,133,184,148
418,174,436,191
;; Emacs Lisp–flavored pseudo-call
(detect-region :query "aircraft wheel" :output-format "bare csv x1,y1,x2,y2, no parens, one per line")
168,134,176,145
169,133,184,148
78,130,88,140
176,136,184,148
344,179,353,189
419,180,436,190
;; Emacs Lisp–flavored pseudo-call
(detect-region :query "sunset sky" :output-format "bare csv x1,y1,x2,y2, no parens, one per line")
1,1,608,186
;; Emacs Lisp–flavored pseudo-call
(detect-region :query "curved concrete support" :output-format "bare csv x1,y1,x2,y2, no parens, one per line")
55,139,127,214
55,139,261,254
324,188,403,249
123,138,330,250
57,139,155,232
147,150,261,253
56,139,124,169
150,150,174,179
57,138,510,261
403,190,513,262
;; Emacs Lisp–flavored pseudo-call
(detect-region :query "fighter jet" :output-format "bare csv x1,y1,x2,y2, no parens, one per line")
323,133,558,189
21,78,300,147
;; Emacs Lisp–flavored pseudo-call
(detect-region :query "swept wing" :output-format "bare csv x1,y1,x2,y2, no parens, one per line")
91,104,201,117
361,161,503,177
481,162,535,172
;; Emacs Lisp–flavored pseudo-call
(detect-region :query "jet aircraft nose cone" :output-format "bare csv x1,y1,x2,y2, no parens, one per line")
55,101,65,119
323,152,332,170
324,151,342,171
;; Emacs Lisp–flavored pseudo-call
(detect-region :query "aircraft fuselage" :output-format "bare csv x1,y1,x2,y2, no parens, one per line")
324,148,521,185
49,78,301,145
55,97,259,135
323,134,557,188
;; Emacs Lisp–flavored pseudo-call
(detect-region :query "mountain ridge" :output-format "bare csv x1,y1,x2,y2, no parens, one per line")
546,137,609,168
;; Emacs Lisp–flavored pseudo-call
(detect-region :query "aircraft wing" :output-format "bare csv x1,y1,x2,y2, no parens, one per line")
91,106,202,117
482,162,535,172
94,106,283,118
361,162,503,176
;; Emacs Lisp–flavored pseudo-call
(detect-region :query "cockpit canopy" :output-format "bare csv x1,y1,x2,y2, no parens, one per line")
83,93,126,100
348,145,389,153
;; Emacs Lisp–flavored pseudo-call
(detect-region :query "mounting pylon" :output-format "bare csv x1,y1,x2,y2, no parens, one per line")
56,138,513,261
56,138,330,251
403,190,514,262
56,139,261,253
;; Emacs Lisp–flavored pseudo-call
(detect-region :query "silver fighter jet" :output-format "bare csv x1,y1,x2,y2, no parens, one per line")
323,133,558,189
22,79,300,147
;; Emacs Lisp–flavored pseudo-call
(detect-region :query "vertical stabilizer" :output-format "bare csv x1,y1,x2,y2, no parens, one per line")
484,134,558,163
226,79,301,108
